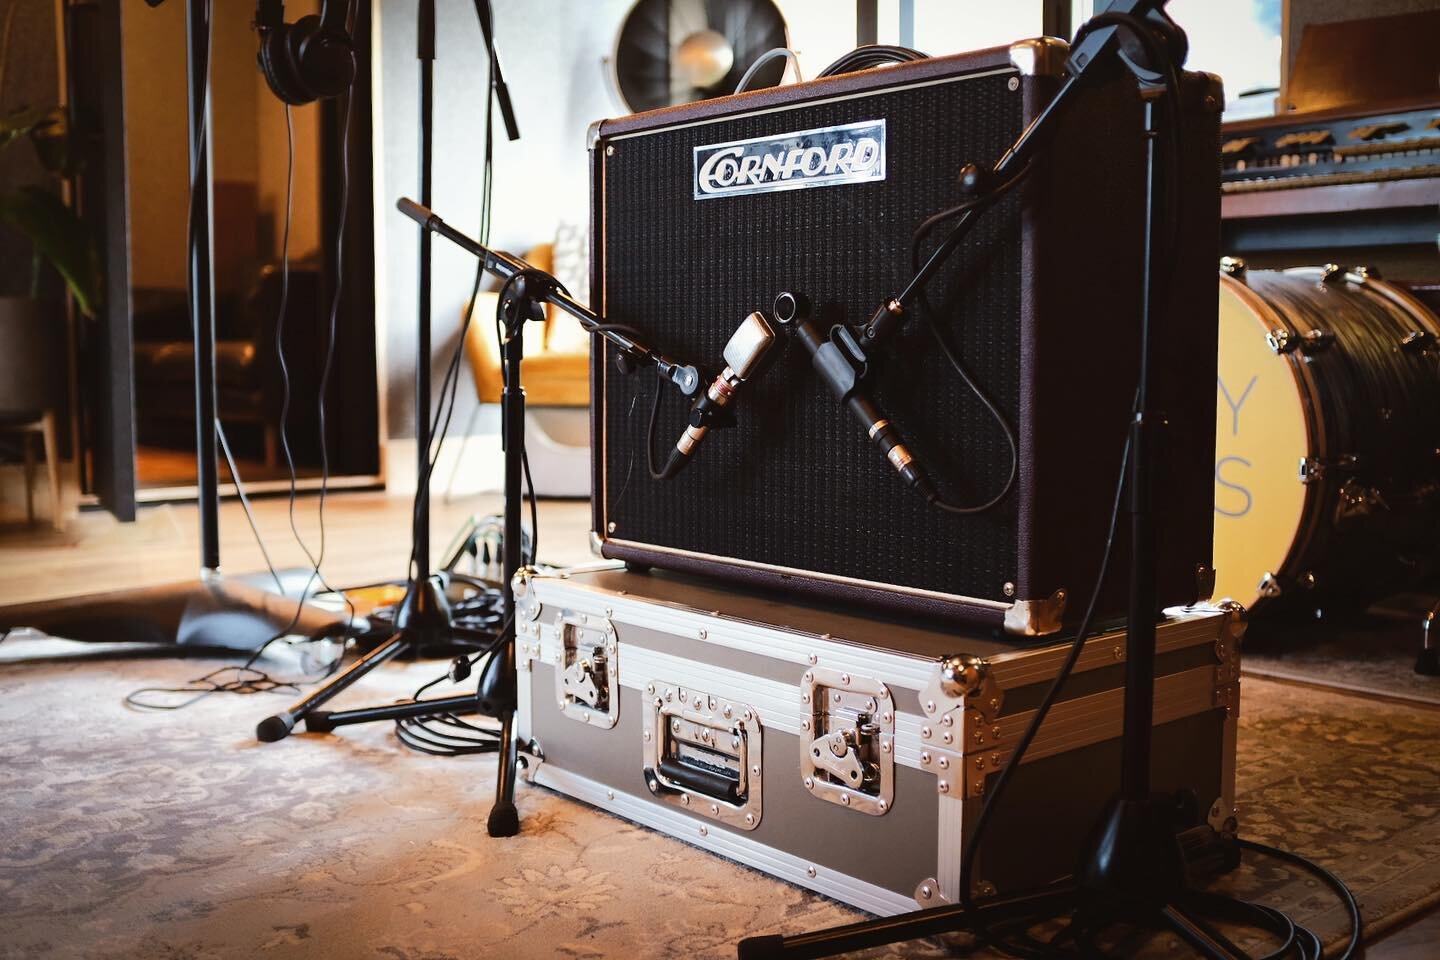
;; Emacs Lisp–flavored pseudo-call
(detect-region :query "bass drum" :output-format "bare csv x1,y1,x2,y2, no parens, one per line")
1213,262,1440,616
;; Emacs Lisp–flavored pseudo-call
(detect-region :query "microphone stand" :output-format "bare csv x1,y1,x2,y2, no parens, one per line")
256,0,503,743
735,4,1286,957
263,198,699,838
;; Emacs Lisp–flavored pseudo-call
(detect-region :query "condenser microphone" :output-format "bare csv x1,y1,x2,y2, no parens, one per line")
773,291,939,501
653,311,777,480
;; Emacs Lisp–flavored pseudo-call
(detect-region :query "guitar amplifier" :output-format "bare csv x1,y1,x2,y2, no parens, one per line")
588,38,1223,635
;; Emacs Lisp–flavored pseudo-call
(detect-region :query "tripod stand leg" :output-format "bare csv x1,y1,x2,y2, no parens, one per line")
256,632,407,742
484,639,520,837
1160,905,1249,960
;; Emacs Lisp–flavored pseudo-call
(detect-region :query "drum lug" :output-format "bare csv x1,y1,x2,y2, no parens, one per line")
1399,329,1433,353
1298,457,1326,484
1267,327,1296,354
1300,329,1334,353
1258,572,1283,599
1351,264,1381,281
1320,263,1346,285
1219,256,1247,278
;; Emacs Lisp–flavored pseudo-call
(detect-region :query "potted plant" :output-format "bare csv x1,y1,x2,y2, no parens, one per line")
0,21,101,417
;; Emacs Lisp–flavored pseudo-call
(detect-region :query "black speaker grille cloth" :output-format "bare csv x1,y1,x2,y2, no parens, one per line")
603,71,1023,602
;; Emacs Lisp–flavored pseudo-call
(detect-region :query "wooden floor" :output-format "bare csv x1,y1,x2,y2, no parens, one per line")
0,489,593,606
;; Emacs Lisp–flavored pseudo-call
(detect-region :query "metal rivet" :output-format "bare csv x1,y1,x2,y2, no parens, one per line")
974,757,985,769
745,812,755,825
807,654,818,665
606,521,616,533
920,750,932,764
742,710,753,721
921,726,932,738
942,732,953,744
991,752,1001,765
680,794,690,806
752,764,760,775
723,705,733,718
839,673,850,685
698,629,708,640
880,741,891,754
941,714,953,727
806,866,817,878
1003,581,1016,597
938,780,950,794
801,719,810,730
710,803,719,815
939,757,949,769
878,799,888,811
925,699,936,713
605,144,615,156
804,777,815,789
920,884,933,899
882,712,892,723
1007,76,1019,91
801,692,811,703
606,790,615,801
699,825,708,836
833,692,843,703
643,731,651,741
841,794,851,806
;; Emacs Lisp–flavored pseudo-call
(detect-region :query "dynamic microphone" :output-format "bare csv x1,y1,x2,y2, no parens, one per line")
772,291,938,501
653,311,777,480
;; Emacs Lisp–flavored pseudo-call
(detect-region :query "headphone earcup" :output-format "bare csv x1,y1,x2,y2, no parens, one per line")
295,18,357,101
259,23,317,106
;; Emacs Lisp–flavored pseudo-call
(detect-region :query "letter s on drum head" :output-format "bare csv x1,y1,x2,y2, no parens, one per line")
1212,276,1309,609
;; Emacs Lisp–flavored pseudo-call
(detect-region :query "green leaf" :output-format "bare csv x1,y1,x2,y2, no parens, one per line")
0,185,102,317
0,106,76,175
0,105,53,150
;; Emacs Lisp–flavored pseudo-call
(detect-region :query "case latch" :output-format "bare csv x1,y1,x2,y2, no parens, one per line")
799,667,894,816
552,610,619,729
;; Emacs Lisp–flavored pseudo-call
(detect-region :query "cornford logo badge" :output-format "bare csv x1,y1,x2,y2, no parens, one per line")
693,120,886,200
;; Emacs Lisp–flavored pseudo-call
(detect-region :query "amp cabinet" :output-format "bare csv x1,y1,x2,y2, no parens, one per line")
588,38,1223,634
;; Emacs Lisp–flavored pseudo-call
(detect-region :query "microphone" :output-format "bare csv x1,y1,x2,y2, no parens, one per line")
654,311,777,480
772,291,938,501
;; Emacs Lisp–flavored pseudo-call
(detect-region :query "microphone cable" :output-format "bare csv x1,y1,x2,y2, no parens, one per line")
903,160,1034,515
817,44,927,78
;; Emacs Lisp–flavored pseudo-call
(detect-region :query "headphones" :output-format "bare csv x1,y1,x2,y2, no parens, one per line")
255,0,356,106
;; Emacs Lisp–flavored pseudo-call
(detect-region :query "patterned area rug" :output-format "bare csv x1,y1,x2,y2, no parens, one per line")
1242,614,1440,708
2,643,1438,959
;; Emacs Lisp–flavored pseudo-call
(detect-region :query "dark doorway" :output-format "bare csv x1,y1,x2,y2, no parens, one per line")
72,0,379,506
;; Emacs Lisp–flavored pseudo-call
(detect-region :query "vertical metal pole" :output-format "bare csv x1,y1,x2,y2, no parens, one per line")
486,293,524,837
415,0,435,581
186,0,220,572
1121,96,1160,803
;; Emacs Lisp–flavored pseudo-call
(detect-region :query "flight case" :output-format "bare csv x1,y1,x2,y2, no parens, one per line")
513,566,1241,915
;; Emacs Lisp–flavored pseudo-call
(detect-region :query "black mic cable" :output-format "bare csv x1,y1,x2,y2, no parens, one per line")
649,311,778,480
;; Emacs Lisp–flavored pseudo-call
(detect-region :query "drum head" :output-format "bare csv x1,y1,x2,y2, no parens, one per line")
1212,277,1311,610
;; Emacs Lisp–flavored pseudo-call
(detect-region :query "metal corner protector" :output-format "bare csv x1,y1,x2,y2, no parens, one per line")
1008,37,1069,77
1003,588,1067,637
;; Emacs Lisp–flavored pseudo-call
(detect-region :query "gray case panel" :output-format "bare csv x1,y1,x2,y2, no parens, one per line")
533,664,940,896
